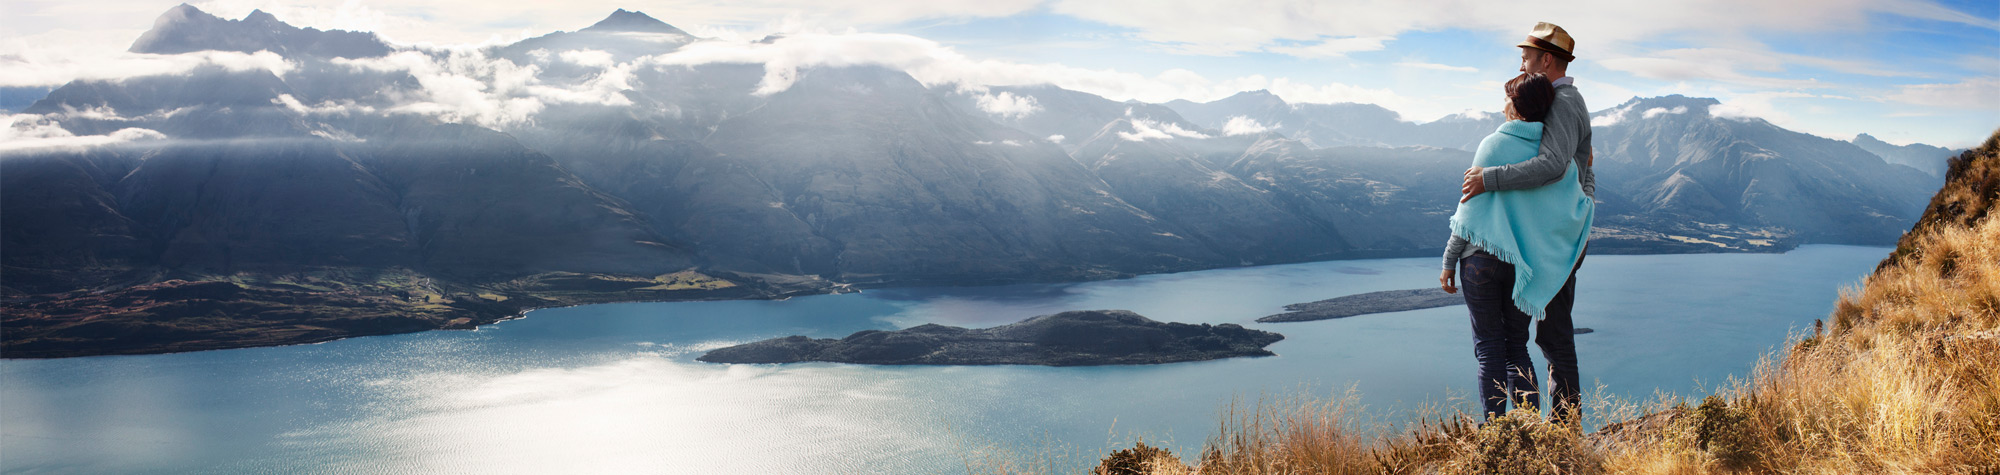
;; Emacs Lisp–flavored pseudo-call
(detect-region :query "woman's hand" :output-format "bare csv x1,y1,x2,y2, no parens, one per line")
1439,269,1458,294
1460,167,1486,203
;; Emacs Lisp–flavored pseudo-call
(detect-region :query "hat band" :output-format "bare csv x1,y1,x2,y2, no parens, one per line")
1523,35,1575,62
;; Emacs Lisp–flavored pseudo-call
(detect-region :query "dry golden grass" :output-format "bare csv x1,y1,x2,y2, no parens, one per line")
1597,195,2000,475
995,131,2000,475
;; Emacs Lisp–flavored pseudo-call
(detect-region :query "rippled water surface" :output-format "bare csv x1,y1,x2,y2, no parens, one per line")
2,246,1886,474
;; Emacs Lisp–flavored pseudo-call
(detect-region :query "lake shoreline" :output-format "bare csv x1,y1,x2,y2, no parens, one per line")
1,244,1808,360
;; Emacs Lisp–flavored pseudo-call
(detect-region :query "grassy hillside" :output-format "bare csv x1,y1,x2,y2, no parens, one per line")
1043,129,2000,475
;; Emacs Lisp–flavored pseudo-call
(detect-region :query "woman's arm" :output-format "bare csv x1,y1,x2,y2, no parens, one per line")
1472,88,1588,195
1441,235,1468,293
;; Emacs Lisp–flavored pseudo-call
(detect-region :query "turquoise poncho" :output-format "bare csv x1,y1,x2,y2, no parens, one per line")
1449,120,1595,319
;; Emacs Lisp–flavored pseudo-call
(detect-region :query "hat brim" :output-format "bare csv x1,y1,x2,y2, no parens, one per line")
1516,42,1574,62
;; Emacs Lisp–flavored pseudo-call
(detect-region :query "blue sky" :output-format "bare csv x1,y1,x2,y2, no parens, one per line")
4,0,1996,147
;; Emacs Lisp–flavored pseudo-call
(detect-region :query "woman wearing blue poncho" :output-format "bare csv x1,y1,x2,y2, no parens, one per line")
1440,72,1594,419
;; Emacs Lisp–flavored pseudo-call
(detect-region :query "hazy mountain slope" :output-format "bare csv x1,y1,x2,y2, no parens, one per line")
695,65,1216,281
1851,132,1957,178
946,84,1201,153
0,150,151,294
112,140,414,271
1223,140,1468,254
1592,96,1934,244
339,119,696,277
1165,90,1505,151
1072,120,1345,263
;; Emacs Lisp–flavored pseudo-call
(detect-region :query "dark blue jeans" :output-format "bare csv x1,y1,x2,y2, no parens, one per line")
1461,250,1582,423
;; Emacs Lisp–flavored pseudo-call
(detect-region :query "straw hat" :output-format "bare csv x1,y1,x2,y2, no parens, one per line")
1516,22,1575,63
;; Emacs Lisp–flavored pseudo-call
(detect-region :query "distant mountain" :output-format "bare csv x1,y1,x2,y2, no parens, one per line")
1070,117,1343,263
1851,133,1959,178
1221,139,1468,253
0,5,1950,357
495,9,697,68
945,84,1201,154
129,4,391,58
1165,90,1506,151
586,8,692,34
1591,95,1935,244
1,86,54,112
677,65,1219,281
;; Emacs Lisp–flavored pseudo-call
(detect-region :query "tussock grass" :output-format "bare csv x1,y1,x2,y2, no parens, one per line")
993,130,2000,475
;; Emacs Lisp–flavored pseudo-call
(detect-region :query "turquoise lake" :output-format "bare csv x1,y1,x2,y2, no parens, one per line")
1,245,1887,474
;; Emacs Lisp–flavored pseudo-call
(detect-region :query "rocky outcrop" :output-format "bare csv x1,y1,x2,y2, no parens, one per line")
698,310,1284,366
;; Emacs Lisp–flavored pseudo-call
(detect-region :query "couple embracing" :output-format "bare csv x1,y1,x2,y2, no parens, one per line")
1438,22,1596,425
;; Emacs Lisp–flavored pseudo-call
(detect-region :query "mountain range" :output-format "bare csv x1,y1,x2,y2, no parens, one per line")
0,5,1961,357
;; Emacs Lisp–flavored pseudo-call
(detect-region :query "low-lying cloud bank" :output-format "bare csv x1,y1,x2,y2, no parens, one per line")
0,114,166,154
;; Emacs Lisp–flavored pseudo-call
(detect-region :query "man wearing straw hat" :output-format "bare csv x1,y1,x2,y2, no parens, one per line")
1445,21,1595,425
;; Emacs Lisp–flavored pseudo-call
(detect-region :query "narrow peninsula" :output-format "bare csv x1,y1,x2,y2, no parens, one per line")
698,310,1284,366
1257,288,1463,322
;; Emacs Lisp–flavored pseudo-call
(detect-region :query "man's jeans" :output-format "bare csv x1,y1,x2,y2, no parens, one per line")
1461,250,1582,423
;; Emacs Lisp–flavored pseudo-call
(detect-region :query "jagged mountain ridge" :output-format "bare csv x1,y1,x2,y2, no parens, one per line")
1165,90,1507,150
130,3,392,58
1852,132,1960,178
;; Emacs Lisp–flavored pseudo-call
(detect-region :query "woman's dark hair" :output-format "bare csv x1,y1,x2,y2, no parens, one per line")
1506,73,1556,122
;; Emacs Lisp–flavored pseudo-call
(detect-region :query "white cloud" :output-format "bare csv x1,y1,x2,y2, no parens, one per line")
645,32,946,96
1264,79,1415,111
1046,134,1064,143
273,94,377,115
1598,48,1822,90
1222,115,1274,135
529,61,638,106
329,47,637,127
1395,61,1477,73
1048,0,1994,58
50,104,125,121
1119,108,1207,141
0,42,296,87
5,0,1987,147
558,49,616,68
0,114,166,153
1592,102,1639,127
639,31,1425,117
1,114,73,141
332,50,542,126
973,91,1039,119
1118,122,1171,141
1883,77,2000,110
1642,105,1688,118
1263,36,1391,59
47,104,198,122
1710,91,1819,124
